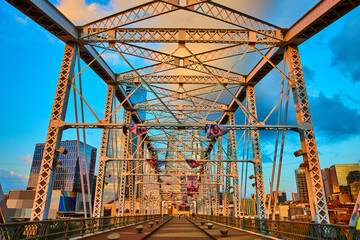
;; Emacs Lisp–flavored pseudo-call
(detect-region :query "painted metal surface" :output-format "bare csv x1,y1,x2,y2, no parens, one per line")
6,0,359,223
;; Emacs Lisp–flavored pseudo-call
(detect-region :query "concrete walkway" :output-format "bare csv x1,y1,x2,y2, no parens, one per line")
188,217,273,240
79,217,169,240
145,217,211,240
77,217,272,240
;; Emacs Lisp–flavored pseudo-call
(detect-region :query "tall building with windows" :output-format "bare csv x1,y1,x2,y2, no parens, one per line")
330,163,360,194
295,167,309,202
27,140,97,193
292,192,299,202
322,168,333,201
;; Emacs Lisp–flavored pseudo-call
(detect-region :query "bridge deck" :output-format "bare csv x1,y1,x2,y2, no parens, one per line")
188,217,272,240
78,216,272,240
146,217,210,239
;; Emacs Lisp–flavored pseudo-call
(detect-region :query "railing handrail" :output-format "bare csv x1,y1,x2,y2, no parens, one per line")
0,214,164,240
197,214,359,240
0,214,158,227
212,214,356,228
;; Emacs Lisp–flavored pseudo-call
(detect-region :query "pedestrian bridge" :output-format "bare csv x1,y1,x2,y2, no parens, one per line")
2,0,360,239
0,215,357,239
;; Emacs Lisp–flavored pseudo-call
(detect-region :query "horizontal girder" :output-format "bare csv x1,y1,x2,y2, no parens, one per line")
85,28,282,44
105,158,255,163
61,122,302,131
133,104,227,112
117,75,244,84
119,62,245,79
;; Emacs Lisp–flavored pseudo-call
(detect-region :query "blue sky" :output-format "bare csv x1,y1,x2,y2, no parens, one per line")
0,1,359,199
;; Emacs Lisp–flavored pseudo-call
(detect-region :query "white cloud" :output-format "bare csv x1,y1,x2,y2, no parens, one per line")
17,154,32,167
15,16,28,25
56,0,113,25
0,169,28,193
102,52,121,65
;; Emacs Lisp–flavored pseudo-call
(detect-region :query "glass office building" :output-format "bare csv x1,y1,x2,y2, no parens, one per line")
295,167,309,202
27,140,97,193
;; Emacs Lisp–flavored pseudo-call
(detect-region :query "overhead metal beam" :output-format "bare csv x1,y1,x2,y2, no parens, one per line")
61,122,301,131
119,62,245,80
118,75,243,84
284,0,360,44
85,28,281,44
134,104,227,112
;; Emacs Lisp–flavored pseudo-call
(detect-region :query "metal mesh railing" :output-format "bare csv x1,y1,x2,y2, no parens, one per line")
198,215,360,240
0,214,163,240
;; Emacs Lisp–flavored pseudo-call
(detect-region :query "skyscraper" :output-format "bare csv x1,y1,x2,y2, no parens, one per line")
330,163,360,194
322,168,333,201
292,192,299,202
295,167,309,202
27,140,97,193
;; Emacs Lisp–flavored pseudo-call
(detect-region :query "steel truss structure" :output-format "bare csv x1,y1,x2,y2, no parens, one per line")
7,0,360,224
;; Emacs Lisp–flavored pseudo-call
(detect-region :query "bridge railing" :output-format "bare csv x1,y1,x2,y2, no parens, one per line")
198,214,360,240
0,214,162,240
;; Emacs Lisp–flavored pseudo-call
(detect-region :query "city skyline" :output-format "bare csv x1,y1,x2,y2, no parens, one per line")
0,0,359,197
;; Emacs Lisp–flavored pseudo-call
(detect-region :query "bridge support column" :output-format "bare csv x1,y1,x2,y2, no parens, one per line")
119,111,132,216
285,45,330,223
215,138,224,216
246,86,266,219
224,135,231,216
138,138,144,215
128,137,136,216
228,112,240,217
93,85,114,217
31,44,77,221
204,164,212,215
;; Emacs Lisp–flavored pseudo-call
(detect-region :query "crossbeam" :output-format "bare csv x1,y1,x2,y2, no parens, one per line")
118,75,244,84
85,28,281,44
105,158,255,163
61,122,301,131
134,104,227,112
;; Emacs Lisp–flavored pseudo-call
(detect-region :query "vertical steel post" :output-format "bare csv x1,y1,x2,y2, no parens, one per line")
128,137,136,216
93,85,114,217
205,164,212,215
215,140,222,216
228,112,240,217
119,111,132,216
138,139,144,215
224,138,231,216
246,86,266,219
285,45,329,223
31,44,77,221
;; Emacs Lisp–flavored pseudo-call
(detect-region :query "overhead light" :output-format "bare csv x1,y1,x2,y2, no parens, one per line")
294,149,305,157
56,147,68,155
104,181,109,186
56,160,62,166
252,183,256,187
105,173,111,178
249,175,255,180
